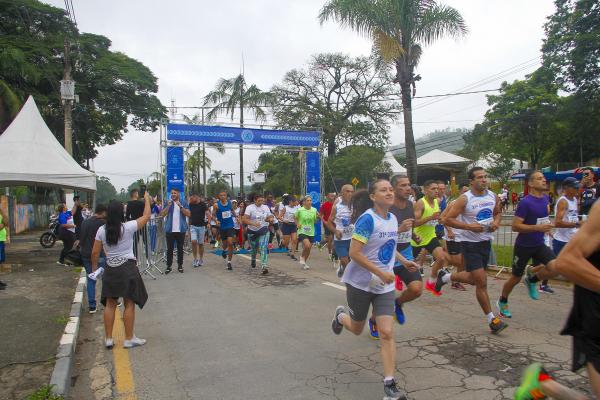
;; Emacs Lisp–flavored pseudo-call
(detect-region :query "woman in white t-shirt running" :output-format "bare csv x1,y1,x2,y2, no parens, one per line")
91,193,151,349
330,180,408,400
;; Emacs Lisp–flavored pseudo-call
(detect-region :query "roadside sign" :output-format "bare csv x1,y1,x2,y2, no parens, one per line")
351,177,359,186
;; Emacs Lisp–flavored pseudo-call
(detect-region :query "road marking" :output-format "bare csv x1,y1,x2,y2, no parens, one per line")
322,281,346,291
238,254,251,260
112,307,137,400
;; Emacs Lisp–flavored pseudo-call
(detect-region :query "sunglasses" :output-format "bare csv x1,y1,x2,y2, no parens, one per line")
583,173,591,177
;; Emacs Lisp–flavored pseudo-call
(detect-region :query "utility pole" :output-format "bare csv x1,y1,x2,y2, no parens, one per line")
223,172,236,195
202,107,207,198
239,79,245,200
62,39,73,156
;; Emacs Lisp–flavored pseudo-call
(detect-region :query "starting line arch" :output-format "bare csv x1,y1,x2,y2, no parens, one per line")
159,121,324,240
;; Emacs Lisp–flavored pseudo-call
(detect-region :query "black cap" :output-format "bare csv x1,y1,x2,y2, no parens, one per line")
562,177,579,189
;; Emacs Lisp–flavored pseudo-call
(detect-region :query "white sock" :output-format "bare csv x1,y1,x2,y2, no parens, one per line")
384,376,395,384
337,312,345,324
486,312,495,323
442,272,452,284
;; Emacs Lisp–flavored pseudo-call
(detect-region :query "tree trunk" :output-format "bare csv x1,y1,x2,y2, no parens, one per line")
400,81,418,183
327,135,336,158
240,84,245,199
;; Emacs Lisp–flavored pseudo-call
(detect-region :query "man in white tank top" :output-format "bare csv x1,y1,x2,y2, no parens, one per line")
553,177,581,254
434,167,508,334
326,185,355,278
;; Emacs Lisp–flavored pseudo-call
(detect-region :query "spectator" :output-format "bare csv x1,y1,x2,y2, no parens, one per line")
57,203,76,266
189,193,208,267
72,195,84,238
580,167,600,216
511,191,518,210
0,207,8,290
159,188,191,274
78,204,107,313
126,189,145,257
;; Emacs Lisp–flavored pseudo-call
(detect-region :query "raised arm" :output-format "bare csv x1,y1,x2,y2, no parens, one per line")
136,193,152,230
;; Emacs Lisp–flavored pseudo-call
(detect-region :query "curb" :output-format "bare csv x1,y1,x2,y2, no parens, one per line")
50,269,87,397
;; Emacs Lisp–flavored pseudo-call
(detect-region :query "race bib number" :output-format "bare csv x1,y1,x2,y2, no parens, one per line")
303,226,311,233
567,215,579,223
342,225,354,235
397,231,412,243
536,217,551,225
426,219,438,227
221,211,231,219
477,217,493,226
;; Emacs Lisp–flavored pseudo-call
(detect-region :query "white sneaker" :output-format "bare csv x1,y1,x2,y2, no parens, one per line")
123,336,146,348
105,338,114,349
299,257,305,265
303,264,310,270
198,259,203,267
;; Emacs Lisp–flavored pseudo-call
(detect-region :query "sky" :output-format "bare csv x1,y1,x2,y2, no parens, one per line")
43,0,556,191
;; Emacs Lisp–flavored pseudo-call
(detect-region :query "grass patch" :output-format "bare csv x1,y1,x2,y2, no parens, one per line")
72,266,83,273
492,245,514,268
26,385,64,400
51,315,69,325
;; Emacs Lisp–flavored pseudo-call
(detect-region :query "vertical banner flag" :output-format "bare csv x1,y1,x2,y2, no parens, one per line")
306,151,321,242
166,146,184,196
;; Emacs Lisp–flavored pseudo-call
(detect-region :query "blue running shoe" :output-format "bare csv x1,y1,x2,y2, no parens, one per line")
496,300,512,318
394,299,405,325
368,318,379,340
524,275,539,300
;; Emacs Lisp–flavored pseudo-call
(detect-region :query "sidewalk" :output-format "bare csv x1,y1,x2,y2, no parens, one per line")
0,231,81,400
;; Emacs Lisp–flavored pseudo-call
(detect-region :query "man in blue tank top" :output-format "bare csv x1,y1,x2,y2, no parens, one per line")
213,190,235,270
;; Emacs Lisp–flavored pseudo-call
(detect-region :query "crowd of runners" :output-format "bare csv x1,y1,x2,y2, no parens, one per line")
83,166,600,400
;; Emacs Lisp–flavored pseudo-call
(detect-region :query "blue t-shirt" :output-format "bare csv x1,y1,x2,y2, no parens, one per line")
58,211,72,225
216,200,234,230
514,194,550,247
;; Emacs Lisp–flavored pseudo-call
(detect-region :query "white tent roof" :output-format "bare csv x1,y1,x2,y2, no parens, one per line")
0,96,96,191
383,150,407,174
417,149,470,165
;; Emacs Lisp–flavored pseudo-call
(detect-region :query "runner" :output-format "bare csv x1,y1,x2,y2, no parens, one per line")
232,200,241,250
325,184,355,278
496,171,556,318
295,195,320,270
189,193,208,267
434,167,507,334
440,182,470,291
330,180,407,400
368,175,424,339
515,201,600,400
278,195,299,261
242,193,274,274
411,180,447,296
265,193,282,247
213,191,235,270
319,192,336,258
207,198,219,247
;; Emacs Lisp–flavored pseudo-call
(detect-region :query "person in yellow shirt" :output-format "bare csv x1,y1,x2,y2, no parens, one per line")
0,207,8,289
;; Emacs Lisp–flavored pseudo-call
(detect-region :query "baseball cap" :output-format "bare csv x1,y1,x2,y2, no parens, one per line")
562,177,579,188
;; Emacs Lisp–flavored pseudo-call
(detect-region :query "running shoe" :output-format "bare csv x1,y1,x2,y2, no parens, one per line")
425,280,442,296
123,336,147,349
178,265,184,273
299,257,305,265
368,318,379,339
489,317,508,334
524,274,539,300
261,268,269,275
105,338,114,349
434,268,449,293
497,300,512,318
419,267,424,277
336,264,345,278
383,379,407,400
221,251,227,260
538,284,554,294
394,299,405,325
251,259,256,268
165,267,172,275
290,254,298,261
302,264,310,270
514,363,549,400
395,275,403,291
451,282,467,291
331,306,345,335
192,259,198,268
89,306,97,314
227,261,232,271
198,259,203,267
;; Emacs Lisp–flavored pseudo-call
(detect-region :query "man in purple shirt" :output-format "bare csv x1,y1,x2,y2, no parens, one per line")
497,171,556,318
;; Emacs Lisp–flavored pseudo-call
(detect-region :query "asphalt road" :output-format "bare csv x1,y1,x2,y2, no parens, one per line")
71,246,591,400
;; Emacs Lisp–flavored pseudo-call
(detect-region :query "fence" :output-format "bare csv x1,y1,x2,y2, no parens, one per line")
0,195,55,238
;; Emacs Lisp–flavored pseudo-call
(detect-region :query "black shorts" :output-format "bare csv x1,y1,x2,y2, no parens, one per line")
446,241,462,256
346,284,395,321
393,265,422,285
281,222,297,235
219,228,237,239
412,237,442,258
461,241,491,272
512,245,556,277
323,224,332,237
298,234,314,244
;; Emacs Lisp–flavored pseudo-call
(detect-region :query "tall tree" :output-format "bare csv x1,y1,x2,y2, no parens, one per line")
253,149,302,196
329,145,391,188
319,0,468,182
272,53,399,157
203,75,271,198
0,0,167,163
95,176,118,205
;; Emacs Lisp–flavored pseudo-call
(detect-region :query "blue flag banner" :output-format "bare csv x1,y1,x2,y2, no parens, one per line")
167,123,320,147
306,151,321,242
166,146,184,195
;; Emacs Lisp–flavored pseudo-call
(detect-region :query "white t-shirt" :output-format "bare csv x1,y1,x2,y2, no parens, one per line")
233,208,240,229
333,202,354,241
245,204,272,232
282,205,299,223
95,220,138,267
172,202,181,233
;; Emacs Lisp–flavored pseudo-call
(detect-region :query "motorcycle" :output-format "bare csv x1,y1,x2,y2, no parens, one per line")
40,214,60,248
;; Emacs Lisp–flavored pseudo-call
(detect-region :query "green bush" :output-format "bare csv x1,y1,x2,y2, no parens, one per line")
26,385,64,400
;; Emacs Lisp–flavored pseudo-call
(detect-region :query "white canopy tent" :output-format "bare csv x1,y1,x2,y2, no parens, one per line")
416,149,470,166
0,96,96,191
383,150,407,175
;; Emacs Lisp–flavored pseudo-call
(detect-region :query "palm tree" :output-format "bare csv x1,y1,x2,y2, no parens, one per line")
319,0,467,182
183,115,225,196
203,74,272,197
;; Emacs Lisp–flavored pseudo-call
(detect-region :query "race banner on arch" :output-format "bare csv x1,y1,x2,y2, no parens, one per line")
166,123,320,147
166,146,184,195
306,151,321,243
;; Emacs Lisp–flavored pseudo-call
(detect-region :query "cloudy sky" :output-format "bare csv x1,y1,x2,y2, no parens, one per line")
43,0,556,190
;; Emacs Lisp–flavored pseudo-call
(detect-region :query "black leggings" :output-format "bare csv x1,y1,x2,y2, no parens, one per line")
59,230,76,263
166,232,186,267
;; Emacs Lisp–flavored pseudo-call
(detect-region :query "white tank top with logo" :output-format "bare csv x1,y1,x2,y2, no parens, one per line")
443,199,463,242
282,205,299,223
341,208,398,294
458,190,496,242
333,202,354,241
553,195,579,243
